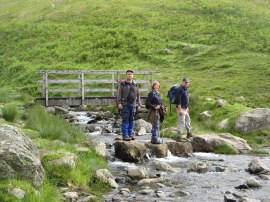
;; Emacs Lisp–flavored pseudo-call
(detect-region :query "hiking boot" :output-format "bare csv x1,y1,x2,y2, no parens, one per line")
176,136,185,142
114,136,122,141
123,137,131,141
186,133,193,138
130,136,136,140
151,139,161,144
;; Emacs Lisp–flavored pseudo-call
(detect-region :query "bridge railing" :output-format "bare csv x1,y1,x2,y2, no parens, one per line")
37,70,157,106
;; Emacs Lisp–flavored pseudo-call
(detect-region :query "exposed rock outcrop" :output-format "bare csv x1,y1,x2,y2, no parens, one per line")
0,125,45,187
235,108,270,133
192,133,251,154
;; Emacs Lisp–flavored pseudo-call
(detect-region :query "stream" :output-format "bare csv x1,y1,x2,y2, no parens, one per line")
68,110,270,202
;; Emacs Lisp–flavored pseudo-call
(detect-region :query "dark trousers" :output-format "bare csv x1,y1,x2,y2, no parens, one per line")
121,104,136,138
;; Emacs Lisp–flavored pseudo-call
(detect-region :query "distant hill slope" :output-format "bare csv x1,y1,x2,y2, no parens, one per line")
0,0,269,107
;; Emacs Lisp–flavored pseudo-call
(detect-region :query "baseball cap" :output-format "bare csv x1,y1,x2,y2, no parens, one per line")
182,77,190,83
126,69,134,74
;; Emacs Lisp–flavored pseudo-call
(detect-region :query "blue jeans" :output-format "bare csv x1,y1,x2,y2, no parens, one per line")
151,120,160,141
121,104,136,138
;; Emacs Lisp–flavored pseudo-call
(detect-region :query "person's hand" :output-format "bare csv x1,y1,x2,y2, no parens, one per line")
187,108,189,114
137,106,141,111
178,109,185,115
155,105,161,109
118,104,123,109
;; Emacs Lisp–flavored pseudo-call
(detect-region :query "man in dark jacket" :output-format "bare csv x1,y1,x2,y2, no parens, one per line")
117,70,141,141
174,77,193,141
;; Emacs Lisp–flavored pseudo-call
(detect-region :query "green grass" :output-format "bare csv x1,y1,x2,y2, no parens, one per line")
41,150,110,200
0,179,61,202
213,143,237,154
25,105,86,143
2,103,18,122
0,0,269,108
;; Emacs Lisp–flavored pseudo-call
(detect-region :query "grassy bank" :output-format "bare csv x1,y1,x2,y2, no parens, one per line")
0,0,269,107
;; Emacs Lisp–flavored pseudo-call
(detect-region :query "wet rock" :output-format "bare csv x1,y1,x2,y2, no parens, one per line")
0,125,45,187
120,188,130,196
145,143,168,158
139,188,155,195
166,141,193,157
115,177,127,184
235,108,270,133
174,190,190,197
241,197,261,202
188,161,208,173
46,106,55,114
8,188,26,199
192,133,251,154
86,124,100,132
127,166,148,180
215,166,225,172
246,176,262,188
95,169,118,189
114,141,147,163
198,111,212,121
156,190,166,198
152,160,176,172
137,178,163,186
235,184,249,190
134,119,152,133
54,106,69,115
101,125,113,134
137,127,147,136
92,141,106,157
247,158,270,175
96,111,113,120
224,193,238,202
259,174,270,180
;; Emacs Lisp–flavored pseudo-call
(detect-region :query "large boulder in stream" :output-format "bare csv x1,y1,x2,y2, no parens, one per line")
192,133,251,154
145,143,168,158
0,125,45,187
247,158,270,175
134,119,152,133
235,108,270,133
165,141,193,157
114,141,147,163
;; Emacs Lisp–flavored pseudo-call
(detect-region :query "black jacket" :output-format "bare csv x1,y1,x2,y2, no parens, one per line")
175,85,189,109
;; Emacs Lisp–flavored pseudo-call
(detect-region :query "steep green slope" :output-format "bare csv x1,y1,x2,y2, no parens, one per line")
0,0,269,106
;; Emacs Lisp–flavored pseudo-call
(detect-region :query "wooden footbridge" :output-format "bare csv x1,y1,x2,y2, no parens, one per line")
36,70,157,107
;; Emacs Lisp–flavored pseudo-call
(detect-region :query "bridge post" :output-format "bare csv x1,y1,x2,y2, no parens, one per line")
112,72,115,96
45,72,49,107
81,71,85,105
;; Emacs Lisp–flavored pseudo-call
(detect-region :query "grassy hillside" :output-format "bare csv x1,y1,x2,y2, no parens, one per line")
0,0,269,108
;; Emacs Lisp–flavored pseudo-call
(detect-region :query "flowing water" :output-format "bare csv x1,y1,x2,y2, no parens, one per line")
69,110,270,202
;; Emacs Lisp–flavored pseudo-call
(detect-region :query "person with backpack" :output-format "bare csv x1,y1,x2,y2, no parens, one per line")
174,77,193,141
146,81,166,144
117,70,141,141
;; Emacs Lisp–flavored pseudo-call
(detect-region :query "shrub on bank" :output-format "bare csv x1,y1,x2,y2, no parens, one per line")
2,103,18,122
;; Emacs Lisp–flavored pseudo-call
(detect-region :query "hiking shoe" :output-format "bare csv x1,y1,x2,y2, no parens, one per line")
151,139,161,144
176,136,185,142
123,137,131,141
186,133,193,138
130,136,136,140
